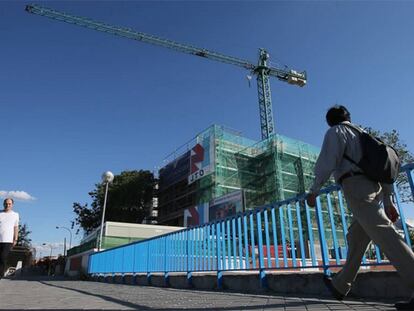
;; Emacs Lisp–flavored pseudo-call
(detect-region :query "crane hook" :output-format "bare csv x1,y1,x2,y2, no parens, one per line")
246,74,252,88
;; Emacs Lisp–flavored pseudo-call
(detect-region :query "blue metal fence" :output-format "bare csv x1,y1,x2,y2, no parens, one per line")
89,164,414,288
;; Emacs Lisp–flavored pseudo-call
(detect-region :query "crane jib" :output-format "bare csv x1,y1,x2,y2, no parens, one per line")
25,4,307,139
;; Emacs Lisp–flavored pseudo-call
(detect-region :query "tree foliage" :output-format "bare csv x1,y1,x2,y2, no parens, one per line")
364,127,414,203
17,223,32,247
72,170,156,234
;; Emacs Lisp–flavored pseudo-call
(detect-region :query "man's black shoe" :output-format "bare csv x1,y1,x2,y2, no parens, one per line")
395,298,414,310
323,275,345,301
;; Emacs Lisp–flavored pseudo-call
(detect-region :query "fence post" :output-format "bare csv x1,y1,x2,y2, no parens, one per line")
279,207,288,267
164,236,170,287
287,203,297,268
315,196,330,275
405,165,414,200
326,194,340,265
304,201,317,266
264,210,271,269
393,184,412,248
256,210,267,288
216,222,223,289
146,242,151,285
186,230,193,288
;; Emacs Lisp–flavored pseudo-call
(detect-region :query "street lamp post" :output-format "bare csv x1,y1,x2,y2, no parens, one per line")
98,171,114,251
56,226,73,256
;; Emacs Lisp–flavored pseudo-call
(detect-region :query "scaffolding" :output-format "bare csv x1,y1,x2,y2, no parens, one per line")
232,134,321,208
158,125,324,225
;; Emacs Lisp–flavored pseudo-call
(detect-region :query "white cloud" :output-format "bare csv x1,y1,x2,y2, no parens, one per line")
0,190,36,201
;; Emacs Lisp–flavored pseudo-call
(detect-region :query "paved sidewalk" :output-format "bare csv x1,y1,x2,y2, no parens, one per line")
0,277,397,310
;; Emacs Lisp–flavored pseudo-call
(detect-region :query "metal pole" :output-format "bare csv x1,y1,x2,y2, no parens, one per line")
68,230,72,250
56,226,72,251
63,237,66,257
98,181,110,251
48,245,53,276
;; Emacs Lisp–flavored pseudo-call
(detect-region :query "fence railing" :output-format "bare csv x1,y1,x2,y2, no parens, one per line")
88,163,414,288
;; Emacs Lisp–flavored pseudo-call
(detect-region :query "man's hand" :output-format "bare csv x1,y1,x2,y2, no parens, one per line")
12,240,17,247
385,203,399,223
306,193,317,207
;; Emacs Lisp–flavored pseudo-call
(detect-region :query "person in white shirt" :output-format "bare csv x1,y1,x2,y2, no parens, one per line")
0,198,19,278
306,105,414,310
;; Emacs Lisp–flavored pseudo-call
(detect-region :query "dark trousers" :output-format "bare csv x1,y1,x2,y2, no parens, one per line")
0,243,13,278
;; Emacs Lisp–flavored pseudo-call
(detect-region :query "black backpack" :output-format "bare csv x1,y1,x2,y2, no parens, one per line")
343,123,401,184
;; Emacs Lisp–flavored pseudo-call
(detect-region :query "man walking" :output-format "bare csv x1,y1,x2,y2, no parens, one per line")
0,198,19,278
307,105,414,310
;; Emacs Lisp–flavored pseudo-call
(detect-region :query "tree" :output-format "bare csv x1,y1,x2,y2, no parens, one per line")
364,127,414,203
17,223,32,247
72,170,156,234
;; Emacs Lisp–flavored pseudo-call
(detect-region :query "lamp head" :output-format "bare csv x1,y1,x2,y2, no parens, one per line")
101,171,114,184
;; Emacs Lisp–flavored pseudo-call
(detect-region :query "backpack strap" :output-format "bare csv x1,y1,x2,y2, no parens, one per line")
341,122,364,135
340,122,363,166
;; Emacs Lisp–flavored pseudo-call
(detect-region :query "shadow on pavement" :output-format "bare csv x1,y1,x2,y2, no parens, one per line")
3,276,393,310
35,280,343,311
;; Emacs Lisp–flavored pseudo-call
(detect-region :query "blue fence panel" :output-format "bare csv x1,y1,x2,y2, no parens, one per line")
87,164,414,284
123,244,134,273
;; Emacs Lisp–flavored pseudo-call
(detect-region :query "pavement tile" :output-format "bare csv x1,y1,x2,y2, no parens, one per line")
0,277,397,310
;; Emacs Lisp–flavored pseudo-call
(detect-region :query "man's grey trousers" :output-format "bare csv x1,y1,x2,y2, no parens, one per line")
332,175,414,295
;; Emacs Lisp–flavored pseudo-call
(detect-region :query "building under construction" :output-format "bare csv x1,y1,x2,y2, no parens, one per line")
158,125,321,226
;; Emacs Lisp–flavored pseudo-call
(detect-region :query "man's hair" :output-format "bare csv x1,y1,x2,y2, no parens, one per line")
326,105,351,127
3,198,14,205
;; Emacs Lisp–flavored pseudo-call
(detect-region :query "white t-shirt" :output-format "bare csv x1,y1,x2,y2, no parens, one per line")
0,210,19,243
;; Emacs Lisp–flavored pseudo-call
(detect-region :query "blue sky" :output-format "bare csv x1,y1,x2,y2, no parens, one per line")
1,1,414,256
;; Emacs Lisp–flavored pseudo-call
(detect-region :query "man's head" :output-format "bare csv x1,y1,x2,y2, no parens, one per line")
326,105,351,127
3,198,14,212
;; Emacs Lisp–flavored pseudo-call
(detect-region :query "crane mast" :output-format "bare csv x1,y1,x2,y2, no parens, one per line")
25,4,307,140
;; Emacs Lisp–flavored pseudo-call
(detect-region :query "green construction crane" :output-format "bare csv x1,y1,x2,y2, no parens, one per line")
25,4,307,140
